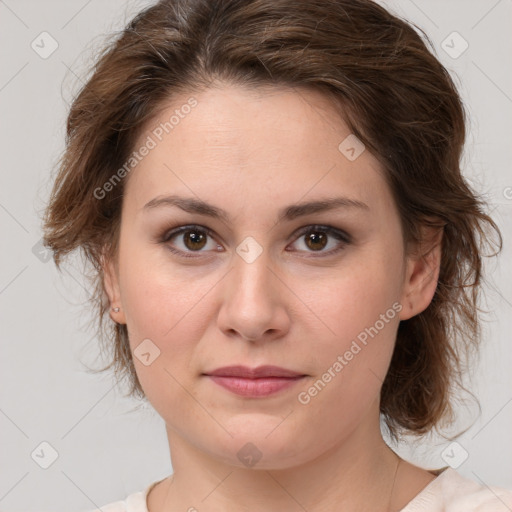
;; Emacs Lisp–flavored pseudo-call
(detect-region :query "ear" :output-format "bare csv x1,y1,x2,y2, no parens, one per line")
101,249,127,324
399,225,443,321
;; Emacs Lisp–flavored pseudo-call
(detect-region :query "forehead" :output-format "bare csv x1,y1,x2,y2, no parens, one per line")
125,83,394,220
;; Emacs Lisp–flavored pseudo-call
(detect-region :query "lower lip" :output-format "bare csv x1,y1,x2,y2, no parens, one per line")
206,375,305,397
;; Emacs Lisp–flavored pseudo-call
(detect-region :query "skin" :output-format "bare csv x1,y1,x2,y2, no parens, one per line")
104,82,442,512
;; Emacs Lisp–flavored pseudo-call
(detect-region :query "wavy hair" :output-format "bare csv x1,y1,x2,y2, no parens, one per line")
42,0,502,441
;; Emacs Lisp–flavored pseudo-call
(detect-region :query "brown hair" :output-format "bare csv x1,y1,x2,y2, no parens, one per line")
42,0,501,441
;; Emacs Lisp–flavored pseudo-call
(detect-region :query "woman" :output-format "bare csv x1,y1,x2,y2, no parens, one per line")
42,0,512,510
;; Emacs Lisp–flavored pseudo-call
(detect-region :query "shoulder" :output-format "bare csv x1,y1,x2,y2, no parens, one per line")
443,469,512,511
102,500,130,512
80,478,166,512
402,467,512,512
81,499,128,512
80,484,154,512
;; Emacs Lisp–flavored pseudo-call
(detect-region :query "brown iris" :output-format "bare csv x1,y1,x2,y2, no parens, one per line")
183,229,207,251
304,231,328,251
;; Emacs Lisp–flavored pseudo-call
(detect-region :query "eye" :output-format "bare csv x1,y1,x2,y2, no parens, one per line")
160,225,221,258
287,225,351,256
159,224,351,259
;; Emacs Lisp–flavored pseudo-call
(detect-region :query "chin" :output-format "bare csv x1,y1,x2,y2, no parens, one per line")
202,422,319,471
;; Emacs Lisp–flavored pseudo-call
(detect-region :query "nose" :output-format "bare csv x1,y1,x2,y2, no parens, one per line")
217,248,291,343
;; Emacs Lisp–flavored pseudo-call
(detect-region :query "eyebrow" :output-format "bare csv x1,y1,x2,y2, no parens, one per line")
143,194,369,223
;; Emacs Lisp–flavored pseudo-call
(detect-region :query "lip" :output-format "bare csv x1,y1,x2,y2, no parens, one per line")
203,365,307,397
205,365,304,379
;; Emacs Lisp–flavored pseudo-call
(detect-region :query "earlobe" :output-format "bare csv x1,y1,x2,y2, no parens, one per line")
101,252,126,324
399,226,443,321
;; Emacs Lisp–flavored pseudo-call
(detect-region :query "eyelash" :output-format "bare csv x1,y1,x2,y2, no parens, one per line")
159,224,351,259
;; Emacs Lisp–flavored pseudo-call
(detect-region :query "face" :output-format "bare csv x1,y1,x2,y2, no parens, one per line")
104,83,438,469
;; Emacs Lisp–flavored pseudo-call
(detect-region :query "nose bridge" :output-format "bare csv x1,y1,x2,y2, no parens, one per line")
230,243,275,306
218,242,289,341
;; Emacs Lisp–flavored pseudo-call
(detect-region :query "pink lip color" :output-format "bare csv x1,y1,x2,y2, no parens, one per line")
207,375,305,397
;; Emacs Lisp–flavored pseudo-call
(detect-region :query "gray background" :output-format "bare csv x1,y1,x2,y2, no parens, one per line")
0,0,511,510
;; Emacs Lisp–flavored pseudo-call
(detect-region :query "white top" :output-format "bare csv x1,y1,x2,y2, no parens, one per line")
88,467,512,512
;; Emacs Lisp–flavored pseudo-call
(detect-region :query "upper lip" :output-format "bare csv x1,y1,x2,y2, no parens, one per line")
204,365,305,379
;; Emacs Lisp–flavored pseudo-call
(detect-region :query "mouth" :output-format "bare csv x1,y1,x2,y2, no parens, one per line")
202,365,307,398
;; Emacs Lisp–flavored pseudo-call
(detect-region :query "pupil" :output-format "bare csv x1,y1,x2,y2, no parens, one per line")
306,232,327,251
185,230,206,250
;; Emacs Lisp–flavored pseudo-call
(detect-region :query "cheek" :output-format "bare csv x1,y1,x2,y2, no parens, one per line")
293,249,402,345
291,265,401,449
116,240,211,360
291,247,403,401
116,250,213,415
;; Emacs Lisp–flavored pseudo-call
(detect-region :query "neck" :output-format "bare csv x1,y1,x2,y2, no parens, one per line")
157,408,403,512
